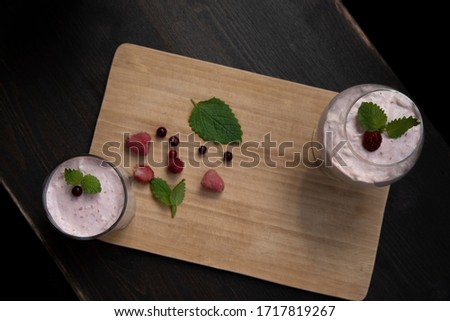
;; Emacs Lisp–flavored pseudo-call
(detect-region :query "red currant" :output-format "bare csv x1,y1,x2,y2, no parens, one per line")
168,149,177,159
168,157,184,174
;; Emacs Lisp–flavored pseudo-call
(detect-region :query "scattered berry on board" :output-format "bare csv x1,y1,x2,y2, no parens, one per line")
156,127,167,138
126,131,152,156
223,151,233,162
133,165,155,183
168,149,177,159
168,135,179,147
201,169,225,192
168,157,184,174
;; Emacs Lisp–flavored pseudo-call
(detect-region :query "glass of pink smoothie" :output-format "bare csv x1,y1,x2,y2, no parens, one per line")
315,84,424,187
42,154,136,239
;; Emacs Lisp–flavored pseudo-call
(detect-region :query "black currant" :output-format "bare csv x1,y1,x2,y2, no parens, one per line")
169,135,179,147
72,185,83,197
223,151,233,162
156,127,167,138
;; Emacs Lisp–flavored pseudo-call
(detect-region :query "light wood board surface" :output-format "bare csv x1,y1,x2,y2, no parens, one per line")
89,43,389,300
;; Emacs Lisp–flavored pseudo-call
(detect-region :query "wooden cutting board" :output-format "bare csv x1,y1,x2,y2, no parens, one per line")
89,43,389,300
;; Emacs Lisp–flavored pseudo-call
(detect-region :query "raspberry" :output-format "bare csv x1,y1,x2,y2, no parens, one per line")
201,169,225,192
168,149,177,159
133,165,154,183
168,157,184,174
362,131,382,152
126,132,151,156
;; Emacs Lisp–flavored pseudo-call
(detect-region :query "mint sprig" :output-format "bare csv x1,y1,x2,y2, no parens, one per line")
357,102,388,132
64,168,102,194
64,168,84,185
357,102,420,138
81,174,102,194
149,177,172,206
150,178,186,218
386,116,421,138
189,97,243,144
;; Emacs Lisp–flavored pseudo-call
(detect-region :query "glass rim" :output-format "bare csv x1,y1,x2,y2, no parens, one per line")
42,153,129,240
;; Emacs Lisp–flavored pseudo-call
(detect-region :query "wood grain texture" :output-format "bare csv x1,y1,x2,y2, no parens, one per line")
90,44,389,300
2,0,450,300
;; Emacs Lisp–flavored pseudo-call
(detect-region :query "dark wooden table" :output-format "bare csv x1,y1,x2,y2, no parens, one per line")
1,0,449,300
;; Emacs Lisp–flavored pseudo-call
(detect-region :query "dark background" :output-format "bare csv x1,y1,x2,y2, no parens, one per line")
1,1,446,300
343,1,446,145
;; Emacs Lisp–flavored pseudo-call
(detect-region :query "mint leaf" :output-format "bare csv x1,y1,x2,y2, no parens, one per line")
64,168,83,186
386,116,420,138
189,97,243,144
150,178,172,206
81,174,102,194
357,102,388,131
169,179,185,218
170,205,177,218
64,168,101,194
169,179,185,206
150,178,186,218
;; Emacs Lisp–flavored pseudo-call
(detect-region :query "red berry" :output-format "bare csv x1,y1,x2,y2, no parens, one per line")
168,157,184,174
362,131,382,152
126,132,151,156
133,165,154,183
168,149,177,159
201,169,225,192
